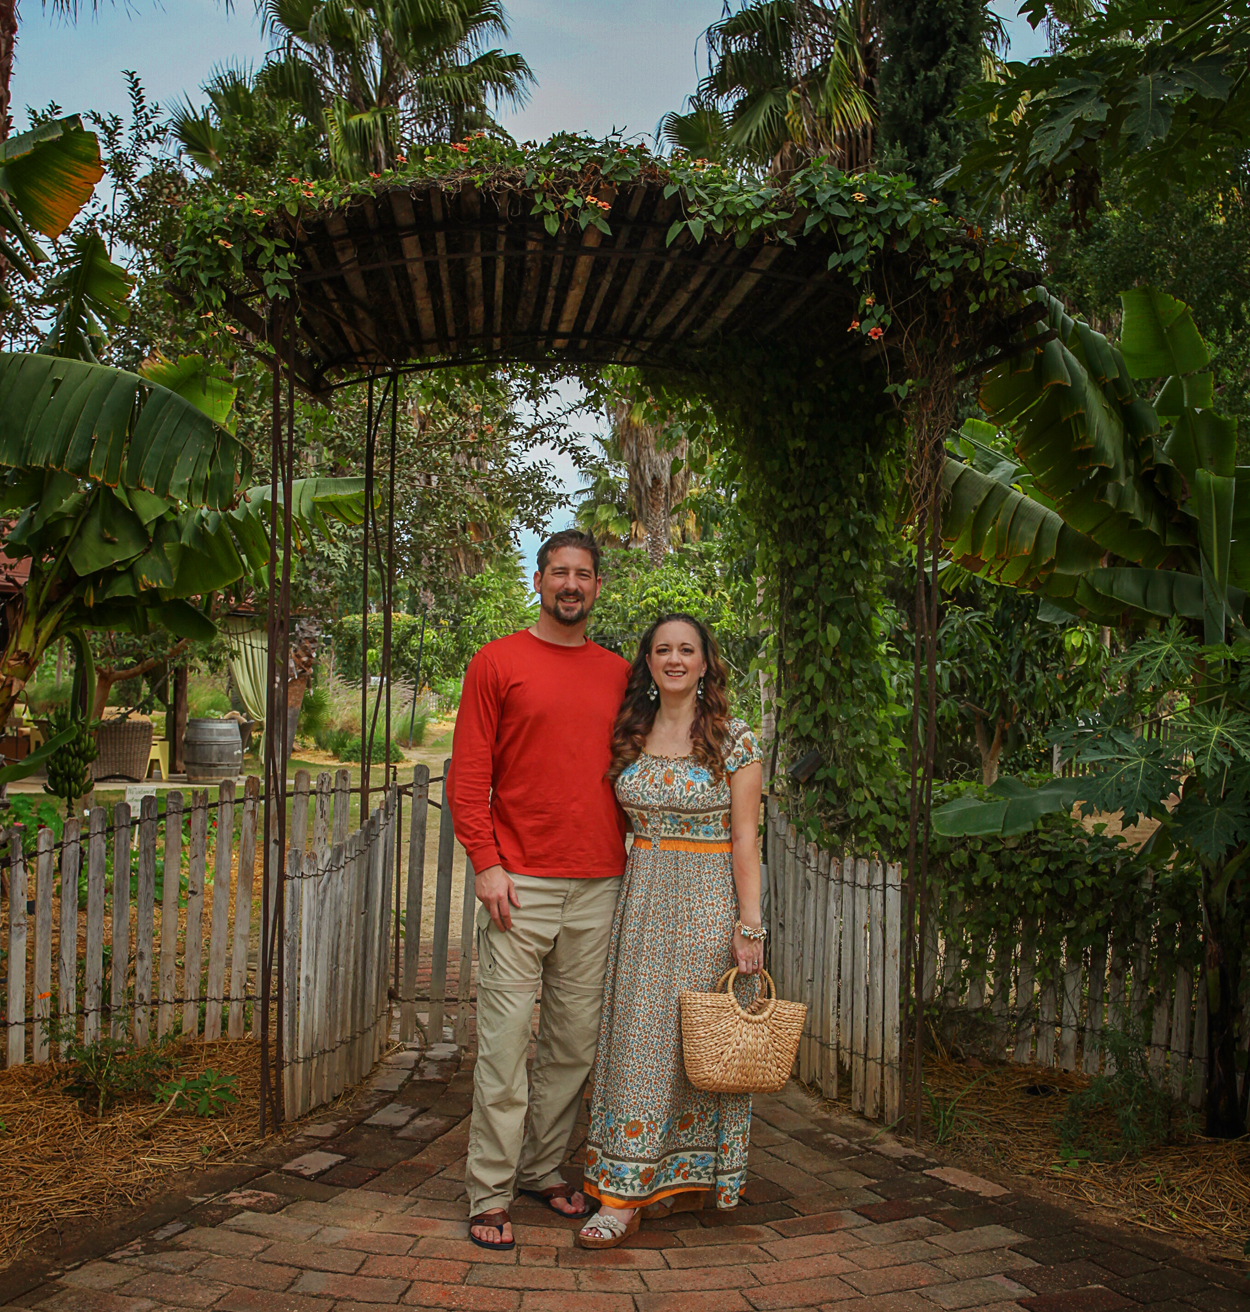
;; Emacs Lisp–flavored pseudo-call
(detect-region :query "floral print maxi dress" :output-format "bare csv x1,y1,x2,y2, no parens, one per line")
583,718,762,1211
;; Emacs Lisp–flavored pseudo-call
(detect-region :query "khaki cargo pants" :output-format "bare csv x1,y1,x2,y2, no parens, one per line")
466,871,621,1217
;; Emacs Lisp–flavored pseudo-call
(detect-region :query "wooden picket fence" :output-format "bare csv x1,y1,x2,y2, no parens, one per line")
763,799,904,1124
0,762,478,1125
927,896,1250,1125
3,775,270,1069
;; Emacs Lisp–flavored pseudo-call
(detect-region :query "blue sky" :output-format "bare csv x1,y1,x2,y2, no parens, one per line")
15,0,1048,579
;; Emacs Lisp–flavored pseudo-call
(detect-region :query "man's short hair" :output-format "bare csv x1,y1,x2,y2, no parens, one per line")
537,529,601,577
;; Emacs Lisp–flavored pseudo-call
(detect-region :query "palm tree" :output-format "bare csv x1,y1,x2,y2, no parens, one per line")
612,398,690,570
257,0,534,176
660,0,878,175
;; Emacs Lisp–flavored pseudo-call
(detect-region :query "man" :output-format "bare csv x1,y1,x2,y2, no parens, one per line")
446,529,631,1251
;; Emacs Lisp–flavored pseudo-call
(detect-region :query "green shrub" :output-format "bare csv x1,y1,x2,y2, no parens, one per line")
317,728,404,764
394,708,429,746
53,1023,178,1118
1056,1025,1195,1160
155,1069,239,1118
299,684,331,740
187,677,231,718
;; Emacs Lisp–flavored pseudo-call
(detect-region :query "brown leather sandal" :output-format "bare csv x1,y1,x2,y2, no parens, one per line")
517,1182,591,1218
468,1209,515,1251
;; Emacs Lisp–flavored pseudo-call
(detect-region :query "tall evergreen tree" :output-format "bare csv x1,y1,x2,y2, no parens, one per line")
877,0,989,191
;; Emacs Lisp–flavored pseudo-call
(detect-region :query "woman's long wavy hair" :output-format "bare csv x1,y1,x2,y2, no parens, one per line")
609,613,732,784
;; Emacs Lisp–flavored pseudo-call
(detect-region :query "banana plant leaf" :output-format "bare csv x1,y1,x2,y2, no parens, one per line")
942,456,1104,589
932,776,1083,837
40,231,134,362
1118,287,1211,380
0,353,251,509
225,477,370,570
0,116,103,273
139,353,238,434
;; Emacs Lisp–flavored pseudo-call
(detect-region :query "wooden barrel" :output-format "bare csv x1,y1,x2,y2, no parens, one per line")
184,718,242,782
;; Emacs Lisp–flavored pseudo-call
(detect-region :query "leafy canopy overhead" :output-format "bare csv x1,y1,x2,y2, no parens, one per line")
948,0,1250,225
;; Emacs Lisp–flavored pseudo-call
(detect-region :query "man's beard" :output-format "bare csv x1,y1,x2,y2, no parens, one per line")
544,591,589,627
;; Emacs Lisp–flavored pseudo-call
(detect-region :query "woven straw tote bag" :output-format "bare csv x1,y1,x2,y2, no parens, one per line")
680,968,806,1094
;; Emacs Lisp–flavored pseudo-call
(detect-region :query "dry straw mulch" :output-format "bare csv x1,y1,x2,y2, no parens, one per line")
0,1037,268,1270
886,1057,1250,1266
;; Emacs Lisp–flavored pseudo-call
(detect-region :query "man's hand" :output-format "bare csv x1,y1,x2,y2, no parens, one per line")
476,863,520,931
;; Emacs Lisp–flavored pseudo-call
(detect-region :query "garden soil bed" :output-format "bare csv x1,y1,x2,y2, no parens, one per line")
818,1056,1250,1267
0,1036,272,1269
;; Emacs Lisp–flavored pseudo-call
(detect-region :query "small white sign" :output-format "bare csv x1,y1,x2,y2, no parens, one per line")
124,784,160,811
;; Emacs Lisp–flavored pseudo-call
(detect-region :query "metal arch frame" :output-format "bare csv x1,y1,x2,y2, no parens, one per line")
259,313,407,1129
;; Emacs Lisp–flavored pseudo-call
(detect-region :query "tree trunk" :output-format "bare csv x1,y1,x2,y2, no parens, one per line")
0,592,55,733
171,665,188,773
91,641,190,720
1202,875,1248,1137
0,0,15,142
646,476,666,568
972,710,1009,786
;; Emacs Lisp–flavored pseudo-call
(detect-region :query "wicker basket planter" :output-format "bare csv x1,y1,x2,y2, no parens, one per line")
92,716,154,782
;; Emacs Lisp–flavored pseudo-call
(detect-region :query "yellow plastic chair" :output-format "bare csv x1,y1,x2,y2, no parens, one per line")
146,740,171,780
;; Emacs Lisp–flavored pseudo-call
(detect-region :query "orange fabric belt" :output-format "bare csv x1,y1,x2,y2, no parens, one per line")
631,836,733,853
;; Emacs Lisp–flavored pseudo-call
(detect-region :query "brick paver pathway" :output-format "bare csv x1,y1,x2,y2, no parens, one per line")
5,1040,1248,1312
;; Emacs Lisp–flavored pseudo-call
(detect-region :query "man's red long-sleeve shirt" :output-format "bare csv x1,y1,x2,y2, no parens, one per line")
445,629,632,878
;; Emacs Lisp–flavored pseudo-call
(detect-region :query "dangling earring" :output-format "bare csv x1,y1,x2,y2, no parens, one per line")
648,680,658,702
697,676,705,699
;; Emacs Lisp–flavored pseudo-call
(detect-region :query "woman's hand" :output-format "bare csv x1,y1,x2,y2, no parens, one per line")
733,924,764,975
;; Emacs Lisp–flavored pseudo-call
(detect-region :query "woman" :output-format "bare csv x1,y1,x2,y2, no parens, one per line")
578,612,765,1249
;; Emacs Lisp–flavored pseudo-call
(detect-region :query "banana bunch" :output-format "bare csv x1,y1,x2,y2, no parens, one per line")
45,711,99,804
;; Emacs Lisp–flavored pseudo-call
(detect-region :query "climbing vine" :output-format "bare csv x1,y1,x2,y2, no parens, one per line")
173,133,1029,856
172,131,1021,341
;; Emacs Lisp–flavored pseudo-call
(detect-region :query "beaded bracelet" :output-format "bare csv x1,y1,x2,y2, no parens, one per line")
735,919,767,941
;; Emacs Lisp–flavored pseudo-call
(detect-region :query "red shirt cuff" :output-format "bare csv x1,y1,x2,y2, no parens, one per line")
466,842,501,874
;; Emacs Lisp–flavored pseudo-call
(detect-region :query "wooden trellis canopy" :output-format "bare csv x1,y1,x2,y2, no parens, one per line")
219,177,1026,396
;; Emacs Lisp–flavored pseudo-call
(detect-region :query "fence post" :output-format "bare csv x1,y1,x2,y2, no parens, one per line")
884,861,902,1123
1036,947,1058,1068
7,832,27,1066
428,759,455,1044
838,855,854,1077
1169,963,1193,1099
83,807,107,1045
204,781,235,1042
110,803,132,1042
851,857,869,1114
814,848,832,1098
865,859,884,1120
34,826,55,1061
401,765,430,1043
59,816,81,1055
232,776,259,1040
297,848,319,1114
1081,936,1108,1076
133,796,158,1047
455,854,475,1050
1189,973,1207,1109
783,822,799,1040
309,772,334,1102
182,791,209,1037
799,840,817,1082
379,791,397,1058
157,792,183,1040
1058,942,1082,1072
